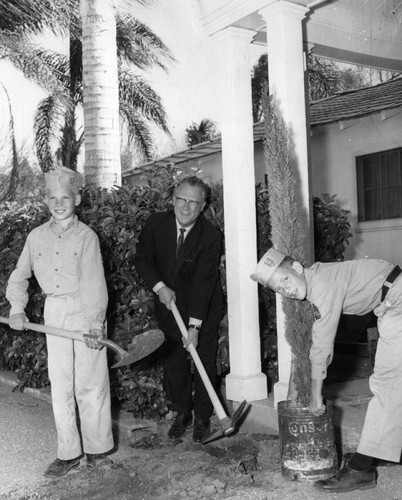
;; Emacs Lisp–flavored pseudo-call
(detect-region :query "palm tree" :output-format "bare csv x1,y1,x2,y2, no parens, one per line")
0,0,172,183
185,119,218,147
80,0,121,187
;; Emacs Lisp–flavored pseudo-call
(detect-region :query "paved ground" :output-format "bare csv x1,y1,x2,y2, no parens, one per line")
0,373,135,498
1,368,402,500
0,378,56,495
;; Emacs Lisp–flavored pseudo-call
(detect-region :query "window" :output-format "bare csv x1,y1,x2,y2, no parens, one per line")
356,148,402,222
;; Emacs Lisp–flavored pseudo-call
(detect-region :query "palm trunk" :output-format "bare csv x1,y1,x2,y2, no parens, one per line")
80,0,121,189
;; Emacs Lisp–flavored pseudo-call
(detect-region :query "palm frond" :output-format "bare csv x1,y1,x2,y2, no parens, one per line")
0,81,19,201
116,0,156,13
0,0,76,36
118,65,170,134
116,14,174,71
34,92,74,172
1,36,69,93
69,38,83,101
119,101,155,161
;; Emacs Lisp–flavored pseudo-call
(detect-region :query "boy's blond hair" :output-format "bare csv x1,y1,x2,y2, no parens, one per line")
45,167,84,195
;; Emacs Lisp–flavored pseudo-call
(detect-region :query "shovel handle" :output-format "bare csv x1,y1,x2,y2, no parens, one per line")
170,301,227,421
0,316,126,357
0,316,85,341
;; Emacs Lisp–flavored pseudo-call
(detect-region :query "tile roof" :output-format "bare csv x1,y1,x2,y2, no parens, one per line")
123,77,402,177
309,75,402,126
122,124,266,175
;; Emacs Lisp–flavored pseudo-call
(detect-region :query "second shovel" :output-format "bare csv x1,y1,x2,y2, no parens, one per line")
170,300,248,444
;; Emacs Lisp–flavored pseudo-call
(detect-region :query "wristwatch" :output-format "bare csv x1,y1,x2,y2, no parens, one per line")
188,324,201,331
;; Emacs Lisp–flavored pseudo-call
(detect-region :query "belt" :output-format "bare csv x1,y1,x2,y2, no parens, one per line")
381,265,402,301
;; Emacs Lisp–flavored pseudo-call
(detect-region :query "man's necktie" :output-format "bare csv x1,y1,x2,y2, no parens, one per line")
176,228,186,257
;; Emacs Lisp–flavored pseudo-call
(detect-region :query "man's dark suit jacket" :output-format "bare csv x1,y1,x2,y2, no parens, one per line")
134,210,223,330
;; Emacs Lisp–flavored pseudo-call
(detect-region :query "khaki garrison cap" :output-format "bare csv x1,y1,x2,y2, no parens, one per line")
250,248,286,286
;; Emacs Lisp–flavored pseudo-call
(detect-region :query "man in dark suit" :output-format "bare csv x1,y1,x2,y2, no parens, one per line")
134,176,223,443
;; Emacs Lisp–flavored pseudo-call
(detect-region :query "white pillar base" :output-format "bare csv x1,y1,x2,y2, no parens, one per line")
226,372,267,402
273,380,289,409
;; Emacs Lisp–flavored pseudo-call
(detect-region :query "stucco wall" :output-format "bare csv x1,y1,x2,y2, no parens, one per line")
309,110,402,265
188,141,266,185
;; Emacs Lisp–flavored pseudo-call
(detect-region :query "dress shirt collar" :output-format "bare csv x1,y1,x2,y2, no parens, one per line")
175,219,195,239
45,214,79,232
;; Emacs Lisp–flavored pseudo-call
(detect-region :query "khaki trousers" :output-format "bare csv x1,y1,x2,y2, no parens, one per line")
358,276,402,462
44,296,113,460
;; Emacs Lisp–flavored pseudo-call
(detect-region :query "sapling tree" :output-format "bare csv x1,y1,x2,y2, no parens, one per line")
262,90,313,406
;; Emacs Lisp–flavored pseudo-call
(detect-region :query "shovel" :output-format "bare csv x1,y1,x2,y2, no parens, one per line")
0,317,164,369
170,301,248,444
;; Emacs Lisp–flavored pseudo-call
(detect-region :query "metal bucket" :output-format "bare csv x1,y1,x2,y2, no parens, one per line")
277,400,338,482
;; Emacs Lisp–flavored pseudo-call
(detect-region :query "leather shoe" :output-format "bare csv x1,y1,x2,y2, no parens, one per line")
44,457,80,478
314,463,376,493
168,412,192,439
193,418,210,443
86,453,113,470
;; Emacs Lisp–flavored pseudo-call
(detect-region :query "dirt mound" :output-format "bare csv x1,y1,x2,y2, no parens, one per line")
2,433,282,500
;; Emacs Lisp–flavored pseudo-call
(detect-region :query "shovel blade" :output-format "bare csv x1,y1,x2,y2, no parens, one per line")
112,329,164,368
202,400,248,444
202,428,225,445
231,399,248,427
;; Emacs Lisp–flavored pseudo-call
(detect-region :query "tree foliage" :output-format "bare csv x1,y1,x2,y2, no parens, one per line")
251,51,395,122
251,54,268,124
0,82,18,202
0,0,173,175
262,90,313,406
185,119,218,148
307,54,367,101
313,194,352,262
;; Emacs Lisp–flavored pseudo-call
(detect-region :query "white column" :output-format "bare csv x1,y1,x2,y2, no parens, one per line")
213,27,267,402
259,1,313,405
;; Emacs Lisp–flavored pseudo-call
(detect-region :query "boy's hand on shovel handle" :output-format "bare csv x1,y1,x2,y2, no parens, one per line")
9,313,28,331
84,328,105,350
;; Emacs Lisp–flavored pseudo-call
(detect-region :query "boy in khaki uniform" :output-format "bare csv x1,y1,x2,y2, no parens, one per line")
6,167,114,477
252,248,402,493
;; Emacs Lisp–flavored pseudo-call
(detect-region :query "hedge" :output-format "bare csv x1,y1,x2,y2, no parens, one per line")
0,165,351,418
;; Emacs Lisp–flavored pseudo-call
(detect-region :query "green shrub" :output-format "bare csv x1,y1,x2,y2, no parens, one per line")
0,167,224,416
313,194,352,262
0,165,351,416
113,362,167,419
0,201,49,391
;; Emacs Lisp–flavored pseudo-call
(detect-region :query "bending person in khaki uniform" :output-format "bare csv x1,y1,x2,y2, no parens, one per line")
6,167,114,477
252,248,402,493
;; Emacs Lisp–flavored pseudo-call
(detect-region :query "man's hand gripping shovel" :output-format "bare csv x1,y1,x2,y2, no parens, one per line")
0,317,164,368
170,301,248,444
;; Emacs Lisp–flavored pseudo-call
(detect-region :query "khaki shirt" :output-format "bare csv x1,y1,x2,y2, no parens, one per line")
6,215,108,331
305,259,393,380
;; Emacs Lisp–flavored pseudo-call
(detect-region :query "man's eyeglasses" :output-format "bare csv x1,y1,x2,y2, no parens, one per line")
174,196,200,210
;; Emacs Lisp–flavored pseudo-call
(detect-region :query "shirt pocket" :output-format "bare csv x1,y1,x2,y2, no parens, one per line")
33,247,53,276
62,249,80,276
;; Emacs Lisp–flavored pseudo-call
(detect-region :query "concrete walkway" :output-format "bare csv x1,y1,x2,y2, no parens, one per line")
0,373,56,496
0,371,146,498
